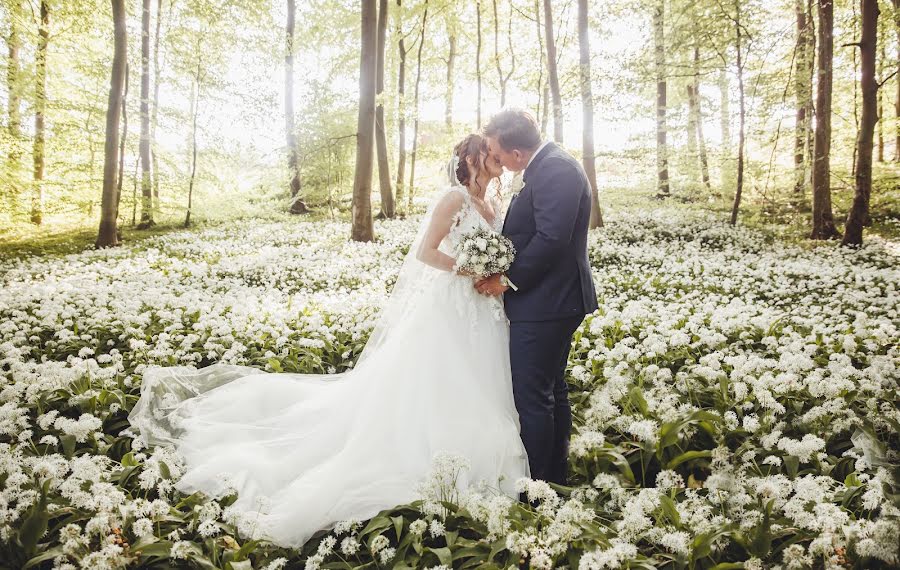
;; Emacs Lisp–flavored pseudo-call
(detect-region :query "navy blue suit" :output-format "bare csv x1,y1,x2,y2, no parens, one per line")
502,142,599,485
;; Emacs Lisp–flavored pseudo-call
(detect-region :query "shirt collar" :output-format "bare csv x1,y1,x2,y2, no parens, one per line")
525,141,550,170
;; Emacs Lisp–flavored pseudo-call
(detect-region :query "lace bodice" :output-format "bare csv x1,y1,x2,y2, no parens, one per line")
441,186,504,256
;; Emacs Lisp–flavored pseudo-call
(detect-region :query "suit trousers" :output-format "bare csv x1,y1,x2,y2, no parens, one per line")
509,315,583,486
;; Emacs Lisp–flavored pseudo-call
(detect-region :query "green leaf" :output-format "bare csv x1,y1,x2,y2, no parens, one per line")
659,494,681,526
784,455,799,479
360,515,392,539
120,451,138,467
135,540,175,558
628,386,649,415
60,434,76,458
391,515,404,539
23,546,63,569
18,498,49,556
666,450,712,470
428,547,452,566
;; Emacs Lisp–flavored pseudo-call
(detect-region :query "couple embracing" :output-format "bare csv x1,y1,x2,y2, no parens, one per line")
129,108,599,548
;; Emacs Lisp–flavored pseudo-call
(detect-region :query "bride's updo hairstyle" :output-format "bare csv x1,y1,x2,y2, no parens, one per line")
453,134,487,194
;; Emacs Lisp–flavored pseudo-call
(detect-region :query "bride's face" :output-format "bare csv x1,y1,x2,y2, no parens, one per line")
480,147,503,179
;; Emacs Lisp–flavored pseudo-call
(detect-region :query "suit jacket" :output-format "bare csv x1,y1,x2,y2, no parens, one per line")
502,142,599,322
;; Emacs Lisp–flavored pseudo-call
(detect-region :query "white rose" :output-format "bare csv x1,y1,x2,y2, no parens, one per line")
497,256,508,267
457,252,469,266
475,238,488,251
487,246,498,255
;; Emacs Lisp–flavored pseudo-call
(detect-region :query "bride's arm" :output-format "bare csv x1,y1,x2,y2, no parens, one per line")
416,192,466,273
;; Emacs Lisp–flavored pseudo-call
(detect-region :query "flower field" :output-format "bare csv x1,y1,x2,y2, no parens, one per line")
0,210,898,569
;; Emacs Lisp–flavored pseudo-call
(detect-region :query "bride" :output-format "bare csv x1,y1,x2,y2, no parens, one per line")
128,133,531,549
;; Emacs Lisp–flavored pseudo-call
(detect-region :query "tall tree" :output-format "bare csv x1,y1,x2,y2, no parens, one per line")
794,0,814,194
151,0,164,215
719,66,732,191
653,0,669,197
185,51,202,228
117,62,129,230
730,0,746,225
811,0,840,239
395,0,411,213
31,0,50,225
97,0,128,248
543,0,563,143
375,0,394,218
894,0,899,161
843,0,879,246
578,0,602,228
534,0,549,137
693,46,711,189
351,0,377,242
6,0,22,185
407,0,429,212
877,21,885,163
492,0,515,107
285,0,308,214
476,0,483,129
138,0,155,228
444,12,456,129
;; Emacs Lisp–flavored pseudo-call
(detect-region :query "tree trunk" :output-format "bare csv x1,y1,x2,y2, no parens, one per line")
375,0,394,218
408,0,429,212
843,0,879,246
719,66,732,191
138,0,155,228
893,0,899,161
31,0,49,225
686,83,699,185
653,0,669,197
395,0,408,214
811,0,840,239
6,0,22,181
578,0,602,228
544,0,563,143
151,0,163,215
794,0,813,194
351,0,377,242
492,0,516,108
541,82,550,137
535,0,544,127
116,62,128,231
97,0,127,248
730,0,746,225
445,28,456,129
285,0,307,214
877,22,884,163
694,47,711,189
185,63,200,229
476,0,483,129
851,2,860,177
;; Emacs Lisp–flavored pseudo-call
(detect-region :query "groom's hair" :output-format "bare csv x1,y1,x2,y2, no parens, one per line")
483,109,541,152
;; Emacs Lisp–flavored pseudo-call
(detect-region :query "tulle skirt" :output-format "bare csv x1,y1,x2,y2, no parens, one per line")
128,272,530,548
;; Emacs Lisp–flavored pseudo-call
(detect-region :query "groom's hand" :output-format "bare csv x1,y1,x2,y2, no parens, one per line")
475,274,508,297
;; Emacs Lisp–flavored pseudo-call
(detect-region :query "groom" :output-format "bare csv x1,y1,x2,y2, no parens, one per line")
477,109,598,486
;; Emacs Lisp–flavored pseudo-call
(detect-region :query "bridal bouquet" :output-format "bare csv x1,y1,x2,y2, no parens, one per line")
454,227,516,278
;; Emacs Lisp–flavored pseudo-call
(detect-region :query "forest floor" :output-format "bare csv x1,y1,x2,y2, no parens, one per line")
2,172,898,260
0,195,897,568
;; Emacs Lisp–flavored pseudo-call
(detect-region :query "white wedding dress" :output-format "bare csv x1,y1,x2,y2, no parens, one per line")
128,183,530,549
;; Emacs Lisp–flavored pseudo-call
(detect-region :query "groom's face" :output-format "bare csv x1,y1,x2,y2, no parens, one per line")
485,137,526,173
